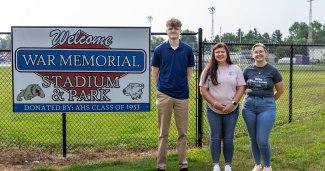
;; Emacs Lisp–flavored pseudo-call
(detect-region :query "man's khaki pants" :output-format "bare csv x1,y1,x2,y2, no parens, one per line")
156,91,189,170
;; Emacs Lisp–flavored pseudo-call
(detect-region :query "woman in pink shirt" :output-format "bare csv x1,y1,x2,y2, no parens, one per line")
199,43,246,171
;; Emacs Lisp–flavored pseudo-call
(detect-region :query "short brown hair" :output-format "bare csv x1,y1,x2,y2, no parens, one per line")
251,43,267,53
166,18,182,28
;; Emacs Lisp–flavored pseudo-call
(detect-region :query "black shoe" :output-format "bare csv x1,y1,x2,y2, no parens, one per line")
157,168,165,171
180,168,188,171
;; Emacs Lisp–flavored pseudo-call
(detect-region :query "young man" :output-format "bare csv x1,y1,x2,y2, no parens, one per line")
151,18,195,171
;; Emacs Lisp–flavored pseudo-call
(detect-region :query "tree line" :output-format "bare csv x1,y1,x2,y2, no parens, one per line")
151,20,325,46
149,21,325,60
1,21,325,52
211,20,325,44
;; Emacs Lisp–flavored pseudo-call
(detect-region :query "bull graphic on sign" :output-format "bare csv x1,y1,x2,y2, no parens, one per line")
123,83,144,100
17,84,45,101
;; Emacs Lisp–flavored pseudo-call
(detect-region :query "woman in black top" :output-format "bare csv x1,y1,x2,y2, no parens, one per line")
242,43,284,171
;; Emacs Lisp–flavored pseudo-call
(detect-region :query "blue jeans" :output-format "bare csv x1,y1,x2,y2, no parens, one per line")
206,105,239,164
242,95,276,167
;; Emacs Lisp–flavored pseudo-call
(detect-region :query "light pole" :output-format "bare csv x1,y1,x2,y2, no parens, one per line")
307,0,314,44
146,16,153,27
208,6,215,42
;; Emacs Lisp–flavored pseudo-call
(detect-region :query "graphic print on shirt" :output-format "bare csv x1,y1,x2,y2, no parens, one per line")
247,74,268,90
228,71,235,76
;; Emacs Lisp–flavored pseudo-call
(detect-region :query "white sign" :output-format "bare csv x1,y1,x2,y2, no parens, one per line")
12,27,150,112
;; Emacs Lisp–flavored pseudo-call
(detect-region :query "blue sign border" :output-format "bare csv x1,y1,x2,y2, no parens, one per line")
15,48,146,73
14,103,150,112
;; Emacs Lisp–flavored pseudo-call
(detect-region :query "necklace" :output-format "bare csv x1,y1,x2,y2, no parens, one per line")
255,63,267,75
255,65,263,75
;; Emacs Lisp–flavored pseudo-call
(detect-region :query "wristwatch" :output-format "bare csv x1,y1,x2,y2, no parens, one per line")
231,100,237,106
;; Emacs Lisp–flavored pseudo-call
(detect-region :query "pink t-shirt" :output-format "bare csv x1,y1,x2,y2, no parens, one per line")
199,64,246,114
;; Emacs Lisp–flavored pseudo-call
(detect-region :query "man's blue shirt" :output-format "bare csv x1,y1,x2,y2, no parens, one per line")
151,40,195,99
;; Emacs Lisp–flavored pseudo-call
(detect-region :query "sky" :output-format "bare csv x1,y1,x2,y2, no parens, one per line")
1,0,325,40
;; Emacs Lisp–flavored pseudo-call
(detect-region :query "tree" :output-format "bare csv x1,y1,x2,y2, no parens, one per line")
236,29,244,43
287,22,308,44
253,28,263,42
241,28,263,43
286,21,325,44
244,30,256,43
151,35,165,50
0,37,3,50
180,29,198,49
271,30,283,43
203,20,325,45
0,35,11,50
274,46,291,59
221,33,237,42
314,29,325,44
213,35,220,43
312,21,325,44
262,33,271,43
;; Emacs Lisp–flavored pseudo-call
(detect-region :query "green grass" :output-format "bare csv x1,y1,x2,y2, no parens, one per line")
0,66,198,150
32,112,325,171
276,64,325,71
1,66,325,151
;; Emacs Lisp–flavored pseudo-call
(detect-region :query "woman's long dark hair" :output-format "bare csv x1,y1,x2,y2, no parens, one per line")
203,43,233,85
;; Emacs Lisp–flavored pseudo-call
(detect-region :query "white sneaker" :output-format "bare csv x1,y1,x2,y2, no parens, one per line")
213,164,221,171
224,165,232,171
263,166,272,171
252,164,262,171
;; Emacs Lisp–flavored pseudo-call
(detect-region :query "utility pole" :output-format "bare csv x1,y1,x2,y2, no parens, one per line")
208,6,215,42
307,0,314,44
146,16,153,27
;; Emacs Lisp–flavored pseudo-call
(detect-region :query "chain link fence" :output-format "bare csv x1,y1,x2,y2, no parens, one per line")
0,32,199,153
1,32,325,154
200,43,325,145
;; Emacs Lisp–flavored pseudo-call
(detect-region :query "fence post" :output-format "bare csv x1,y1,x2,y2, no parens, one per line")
62,113,67,157
289,44,293,123
197,28,203,147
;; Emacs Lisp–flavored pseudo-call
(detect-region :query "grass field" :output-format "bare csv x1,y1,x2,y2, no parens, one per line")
1,65,325,151
32,111,325,171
